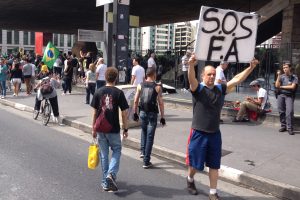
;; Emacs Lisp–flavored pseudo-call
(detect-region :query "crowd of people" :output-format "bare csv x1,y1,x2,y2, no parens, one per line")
90,52,298,200
1,49,298,200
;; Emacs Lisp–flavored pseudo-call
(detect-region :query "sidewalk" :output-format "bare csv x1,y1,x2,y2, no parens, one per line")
0,88,300,200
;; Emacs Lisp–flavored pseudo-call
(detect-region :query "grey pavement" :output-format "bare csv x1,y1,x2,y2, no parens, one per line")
1,87,300,200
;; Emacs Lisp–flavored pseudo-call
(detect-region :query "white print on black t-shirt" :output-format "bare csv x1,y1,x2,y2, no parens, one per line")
101,94,113,110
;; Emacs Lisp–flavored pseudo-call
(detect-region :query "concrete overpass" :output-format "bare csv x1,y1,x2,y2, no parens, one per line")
0,0,270,34
0,0,299,47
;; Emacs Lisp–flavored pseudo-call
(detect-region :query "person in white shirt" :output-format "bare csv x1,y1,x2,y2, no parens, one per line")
147,53,157,69
215,61,229,122
233,80,267,122
131,56,145,86
181,50,192,91
53,57,63,78
214,61,229,85
30,62,37,92
95,58,107,89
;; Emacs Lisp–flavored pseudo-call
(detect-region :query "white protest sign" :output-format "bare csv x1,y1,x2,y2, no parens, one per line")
194,6,258,63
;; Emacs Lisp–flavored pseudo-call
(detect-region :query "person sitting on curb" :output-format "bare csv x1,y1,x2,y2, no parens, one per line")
233,80,267,122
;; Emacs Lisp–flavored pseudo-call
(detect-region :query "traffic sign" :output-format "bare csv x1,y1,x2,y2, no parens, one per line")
78,29,106,42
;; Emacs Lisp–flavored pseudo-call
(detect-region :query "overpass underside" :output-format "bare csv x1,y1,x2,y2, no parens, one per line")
0,0,270,33
0,0,298,46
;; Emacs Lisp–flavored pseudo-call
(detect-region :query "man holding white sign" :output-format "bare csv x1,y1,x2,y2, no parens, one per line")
186,54,259,199
194,6,258,63
186,6,259,200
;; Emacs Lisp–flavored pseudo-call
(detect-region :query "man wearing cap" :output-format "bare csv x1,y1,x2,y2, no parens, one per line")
233,80,267,122
215,61,229,122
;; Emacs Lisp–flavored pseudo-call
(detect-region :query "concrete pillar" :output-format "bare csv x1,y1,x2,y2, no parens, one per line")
281,1,300,64
2,30,7,54
19,31,24,49
281,1,300,45
103,3,113,67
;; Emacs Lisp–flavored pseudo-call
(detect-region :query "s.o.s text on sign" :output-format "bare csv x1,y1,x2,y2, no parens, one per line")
194,6,258,63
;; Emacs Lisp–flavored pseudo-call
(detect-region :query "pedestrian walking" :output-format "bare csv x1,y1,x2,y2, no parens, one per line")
91,67,129,192
10,63,23,97
181,50,192,92
133,67,166,168
22,58,33,95
186,53,259,199
215,60,229,123
147,52,157,69
95,58,107,89
85,63,96,104
0,58,8,98
275,63,298,135
131,56,145,86
62,60,73,95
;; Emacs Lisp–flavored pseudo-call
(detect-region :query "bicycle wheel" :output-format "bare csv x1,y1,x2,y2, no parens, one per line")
42,100,52,126
33,109,39,120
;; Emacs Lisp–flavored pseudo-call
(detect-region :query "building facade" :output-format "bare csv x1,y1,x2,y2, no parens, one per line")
174,22,194,54
129,24,174,55
0,29,75,56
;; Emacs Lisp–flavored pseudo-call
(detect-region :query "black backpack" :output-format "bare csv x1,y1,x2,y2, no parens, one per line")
139,82,159,113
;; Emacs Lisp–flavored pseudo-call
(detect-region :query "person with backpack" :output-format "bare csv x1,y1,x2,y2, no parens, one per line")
91,67,129,192
33,72,62,124
133,67,166,169
186,53,259,199
275,63,298,135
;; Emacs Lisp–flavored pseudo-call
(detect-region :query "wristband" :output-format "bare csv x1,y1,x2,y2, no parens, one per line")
124,128,128,132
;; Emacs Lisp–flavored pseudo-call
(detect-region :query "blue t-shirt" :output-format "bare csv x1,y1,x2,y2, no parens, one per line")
0,65,8,81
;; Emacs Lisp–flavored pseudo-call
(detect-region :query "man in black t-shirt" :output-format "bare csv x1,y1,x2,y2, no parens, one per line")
133,67,165,169
91,67,129,192
186,54,259,200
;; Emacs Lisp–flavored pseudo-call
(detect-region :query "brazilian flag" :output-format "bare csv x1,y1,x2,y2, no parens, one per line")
42,42,59,69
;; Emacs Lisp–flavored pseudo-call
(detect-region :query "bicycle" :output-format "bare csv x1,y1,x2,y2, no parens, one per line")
33,98,52,126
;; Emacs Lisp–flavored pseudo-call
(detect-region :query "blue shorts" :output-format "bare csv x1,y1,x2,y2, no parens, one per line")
186,129,222,171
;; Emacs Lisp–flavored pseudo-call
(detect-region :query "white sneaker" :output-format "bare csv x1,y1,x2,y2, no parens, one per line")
52,115,56,123
55,116,64,126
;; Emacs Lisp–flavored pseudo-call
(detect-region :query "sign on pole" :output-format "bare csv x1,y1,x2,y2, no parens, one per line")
194,6,258,63
118,0,130,5
96,0,113,7
78,29,106,42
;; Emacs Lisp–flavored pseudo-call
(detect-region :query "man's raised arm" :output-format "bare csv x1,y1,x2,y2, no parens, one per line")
226,59,259,93
188,54,199,92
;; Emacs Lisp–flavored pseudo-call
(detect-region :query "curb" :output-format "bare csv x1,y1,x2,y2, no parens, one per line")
1,99,299,200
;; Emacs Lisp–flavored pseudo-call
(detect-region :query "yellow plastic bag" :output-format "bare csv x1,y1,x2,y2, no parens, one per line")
88,140,99,170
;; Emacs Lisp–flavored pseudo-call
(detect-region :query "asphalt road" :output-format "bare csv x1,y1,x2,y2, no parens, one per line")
0,105,279,200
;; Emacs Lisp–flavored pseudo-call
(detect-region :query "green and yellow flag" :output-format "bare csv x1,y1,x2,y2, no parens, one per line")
42,42,59,69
